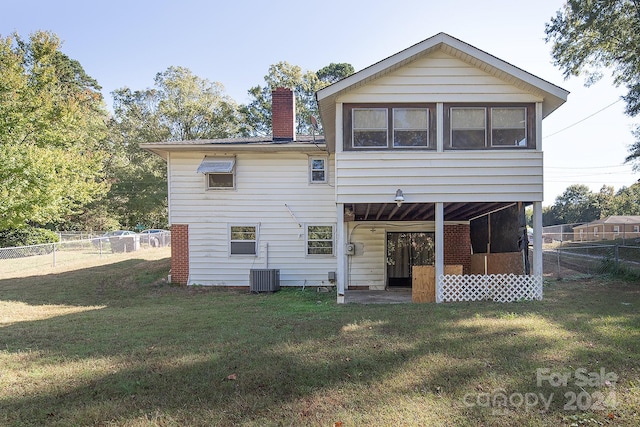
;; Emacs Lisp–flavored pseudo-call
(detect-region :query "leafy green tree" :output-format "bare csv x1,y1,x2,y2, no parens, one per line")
545,0,640,169
610,182,640,214
0,31,109,230
106,66,241,228
549,184,601,224
241,61,354,136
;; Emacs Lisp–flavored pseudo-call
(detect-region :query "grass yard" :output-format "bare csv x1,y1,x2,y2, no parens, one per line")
1,250,639,426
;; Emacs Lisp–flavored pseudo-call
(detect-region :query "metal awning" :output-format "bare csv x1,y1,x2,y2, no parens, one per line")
196,157,235,174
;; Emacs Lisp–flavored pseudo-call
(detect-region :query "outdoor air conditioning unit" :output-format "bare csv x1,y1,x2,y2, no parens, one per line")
249,269,280,293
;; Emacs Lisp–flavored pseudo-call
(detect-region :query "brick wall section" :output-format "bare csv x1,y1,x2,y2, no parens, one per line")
272,87,295,141
444,224,471,274
170,224,189,285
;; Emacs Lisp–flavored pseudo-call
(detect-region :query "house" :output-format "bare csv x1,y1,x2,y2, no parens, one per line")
142,33,568,303
573,216,640,241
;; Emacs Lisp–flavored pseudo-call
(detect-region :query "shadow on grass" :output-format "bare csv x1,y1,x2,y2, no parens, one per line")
1,262,639,426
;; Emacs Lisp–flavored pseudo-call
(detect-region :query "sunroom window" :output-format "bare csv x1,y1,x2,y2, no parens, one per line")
450,107,486,148
393,108,429,147
491,107,527,146
352,108,388,148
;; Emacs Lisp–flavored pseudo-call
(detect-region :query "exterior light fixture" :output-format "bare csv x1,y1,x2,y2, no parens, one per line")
394,189,405,207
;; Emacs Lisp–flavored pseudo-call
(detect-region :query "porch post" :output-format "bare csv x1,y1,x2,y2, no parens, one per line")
435,202,444,303
533,201,543,277
336,202,346,303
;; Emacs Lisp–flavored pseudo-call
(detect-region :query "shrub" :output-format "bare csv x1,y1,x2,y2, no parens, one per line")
0,227,60,248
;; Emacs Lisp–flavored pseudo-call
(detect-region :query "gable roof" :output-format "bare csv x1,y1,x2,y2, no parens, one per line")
316,32,569,150
574,216,640,229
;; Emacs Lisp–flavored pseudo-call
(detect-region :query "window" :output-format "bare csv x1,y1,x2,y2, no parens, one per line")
593,227,598,237
634,225,640,233
445,104,534,150
229,225,257,255
306,225,334,256
491,107,527,146
352,108,388,147
309,156,327,183
393,108,429,147
614,225,620,235
197,157,235,189
450,107,486,148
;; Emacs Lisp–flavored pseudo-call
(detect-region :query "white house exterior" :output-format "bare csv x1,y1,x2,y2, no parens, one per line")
143,33,568,303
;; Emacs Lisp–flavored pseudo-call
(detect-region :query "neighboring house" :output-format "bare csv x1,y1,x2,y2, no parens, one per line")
573,216,640,241
142,33,568,303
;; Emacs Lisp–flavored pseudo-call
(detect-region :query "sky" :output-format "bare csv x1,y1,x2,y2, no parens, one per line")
3,0,638,206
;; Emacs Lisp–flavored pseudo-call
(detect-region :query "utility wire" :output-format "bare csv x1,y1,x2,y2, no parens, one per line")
542,99,622,139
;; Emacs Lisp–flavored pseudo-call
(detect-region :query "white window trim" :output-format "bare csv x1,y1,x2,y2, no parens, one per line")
593,227,598,237
634,225,640,233
200,157,236,190
613,225,620,235
449,107,487,148
392,107,430,149
490,107,527,147
309,155,328,184
352,108,388,149
228,224,259,257
305,224,335,257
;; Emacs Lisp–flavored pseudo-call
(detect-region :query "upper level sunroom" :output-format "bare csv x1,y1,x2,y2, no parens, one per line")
316,33,568,153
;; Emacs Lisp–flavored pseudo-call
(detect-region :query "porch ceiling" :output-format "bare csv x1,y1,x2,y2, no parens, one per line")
346,202,518,222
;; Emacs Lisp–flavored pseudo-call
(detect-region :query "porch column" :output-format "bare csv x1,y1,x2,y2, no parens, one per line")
435,202,444,303
336,202,346,303
533,201,543,278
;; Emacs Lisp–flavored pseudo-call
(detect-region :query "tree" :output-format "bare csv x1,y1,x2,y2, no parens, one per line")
0,31,109,230
106,66,241,228
241,61,354,136
610,182,640,214
546,184,601,225
545,0,640,169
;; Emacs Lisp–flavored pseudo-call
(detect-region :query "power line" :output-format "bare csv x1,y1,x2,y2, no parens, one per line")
542,99,623,139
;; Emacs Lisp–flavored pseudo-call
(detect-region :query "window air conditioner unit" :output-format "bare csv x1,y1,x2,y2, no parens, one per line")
249,269,280,293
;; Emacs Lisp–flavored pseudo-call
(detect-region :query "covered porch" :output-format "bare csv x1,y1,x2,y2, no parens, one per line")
335,200,544,304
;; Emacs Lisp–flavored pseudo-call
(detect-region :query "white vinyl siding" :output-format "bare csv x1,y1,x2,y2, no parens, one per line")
338,51,542,105
168,151,336,287
335,150,544,203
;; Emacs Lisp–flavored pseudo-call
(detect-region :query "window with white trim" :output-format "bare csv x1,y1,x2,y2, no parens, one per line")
613,225,620,235
450,107,486,148
229,225,257,255
197,157,235,189
352,108,388,147
593,227,599,237
306,225,334,256
309,156,327,183
491,107,527,146
393,108,429,147
445,104,534,149
635,225,640,233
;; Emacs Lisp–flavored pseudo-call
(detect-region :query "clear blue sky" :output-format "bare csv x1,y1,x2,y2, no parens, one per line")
3,0,637,205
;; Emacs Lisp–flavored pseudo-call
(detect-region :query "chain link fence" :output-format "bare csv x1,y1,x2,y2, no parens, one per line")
0,231,170,277
543,236,640,280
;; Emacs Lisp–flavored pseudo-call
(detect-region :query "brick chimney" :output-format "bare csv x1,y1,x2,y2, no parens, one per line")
272,87,295,141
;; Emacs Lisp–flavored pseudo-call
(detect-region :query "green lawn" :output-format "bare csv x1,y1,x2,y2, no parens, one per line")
1,250,639,426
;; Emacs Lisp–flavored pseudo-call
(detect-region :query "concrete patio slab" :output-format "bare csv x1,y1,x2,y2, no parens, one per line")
344,288,412,304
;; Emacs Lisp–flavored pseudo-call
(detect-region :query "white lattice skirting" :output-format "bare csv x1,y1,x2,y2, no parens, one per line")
437,274,543,303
